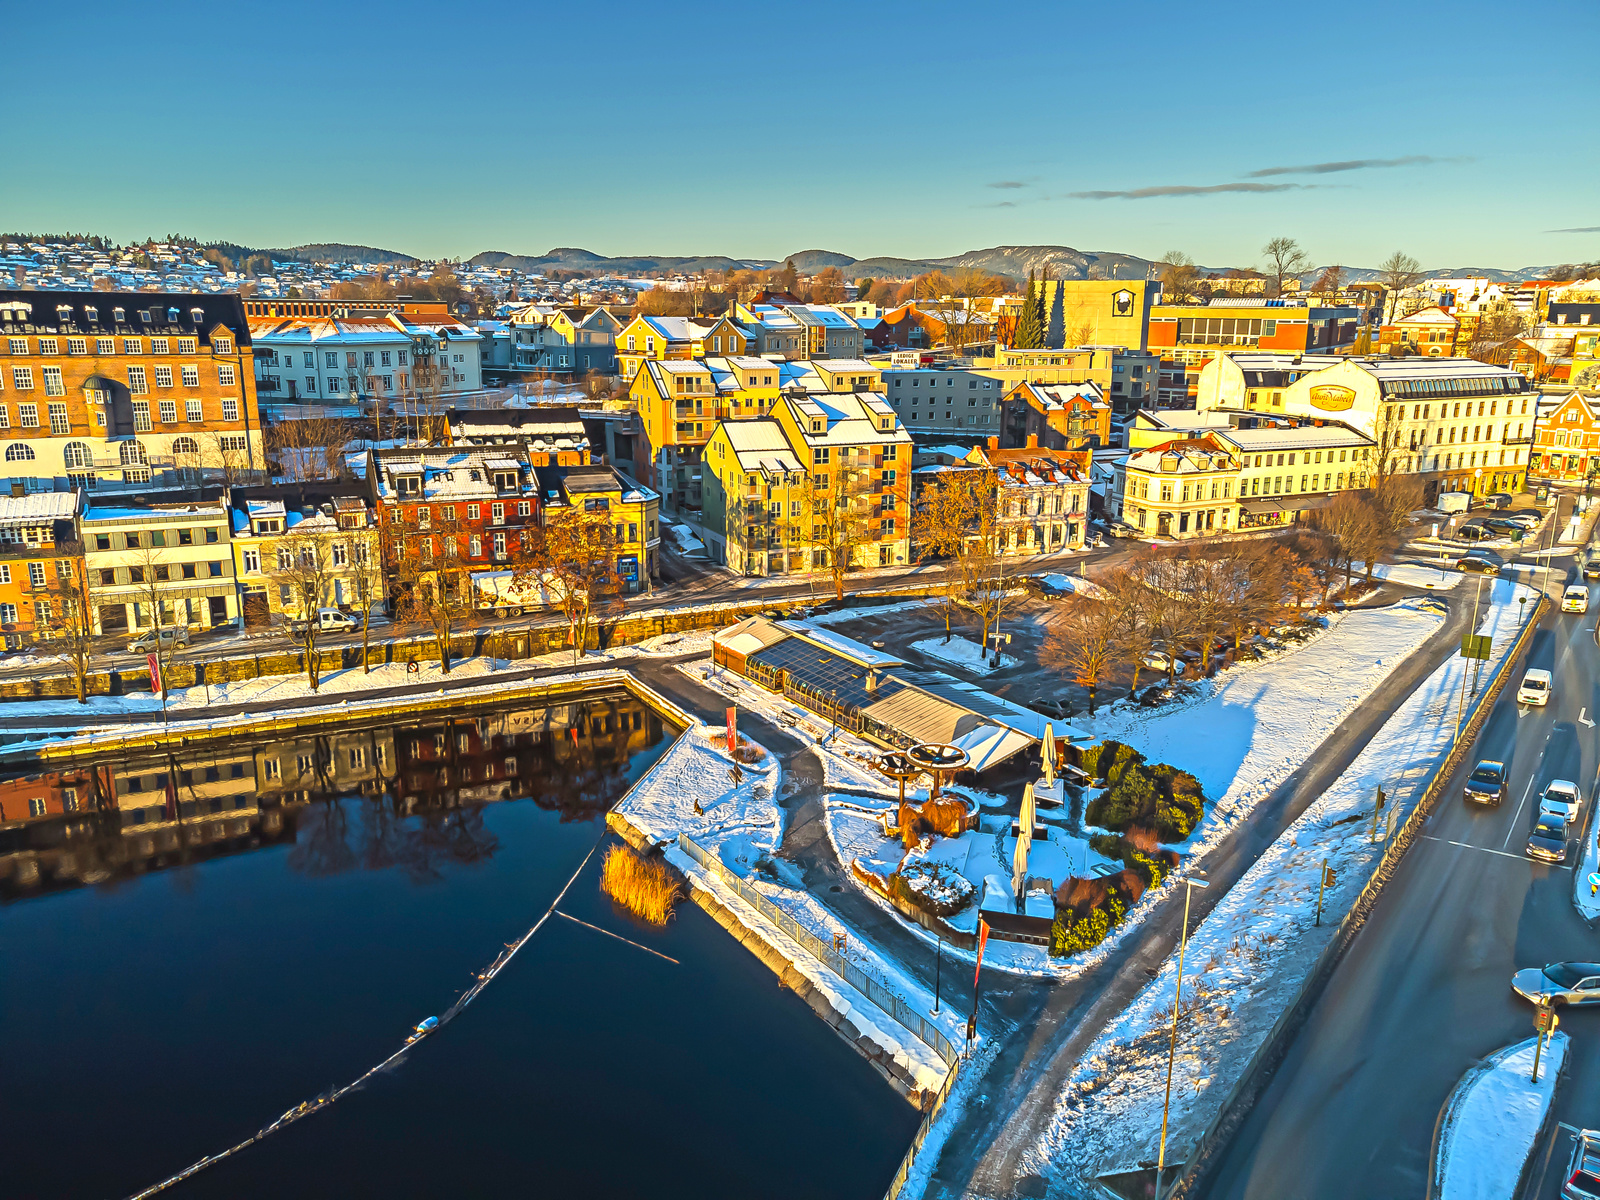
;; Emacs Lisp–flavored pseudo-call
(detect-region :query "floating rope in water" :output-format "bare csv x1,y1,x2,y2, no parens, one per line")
555,908,681,964
123,833,610,1200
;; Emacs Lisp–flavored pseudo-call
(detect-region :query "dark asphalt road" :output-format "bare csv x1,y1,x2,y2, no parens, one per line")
1200,562,1600,1200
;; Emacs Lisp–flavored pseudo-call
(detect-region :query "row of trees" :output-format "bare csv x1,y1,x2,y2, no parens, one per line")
1039,475,1424,713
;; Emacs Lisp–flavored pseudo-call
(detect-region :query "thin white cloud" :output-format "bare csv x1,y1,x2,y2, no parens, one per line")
1069,182,1309,201
1246,155,1462,177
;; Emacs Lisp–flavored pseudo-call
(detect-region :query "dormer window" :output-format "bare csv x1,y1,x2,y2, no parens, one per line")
84,306,98,323
190,307,205,325
56,305,71,322
167,308,180,322
395,475,421,497
112,307,125,323
138,310,151,323
811,420,823,432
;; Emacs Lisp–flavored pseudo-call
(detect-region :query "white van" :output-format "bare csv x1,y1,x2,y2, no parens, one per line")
1518,668,1553,706
1563,585,1590,613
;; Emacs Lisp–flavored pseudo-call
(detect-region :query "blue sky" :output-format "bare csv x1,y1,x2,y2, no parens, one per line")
6,0,1597,271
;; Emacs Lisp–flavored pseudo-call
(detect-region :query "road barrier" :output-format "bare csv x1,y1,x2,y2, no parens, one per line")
1174,590,1550,1198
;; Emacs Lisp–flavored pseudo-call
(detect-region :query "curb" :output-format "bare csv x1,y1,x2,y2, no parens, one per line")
1429,1033,1570,1200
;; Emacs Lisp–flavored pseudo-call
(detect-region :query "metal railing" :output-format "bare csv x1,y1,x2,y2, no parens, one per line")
676,832,959,1066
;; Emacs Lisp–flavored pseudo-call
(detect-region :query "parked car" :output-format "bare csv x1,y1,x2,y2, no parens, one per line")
1540,779,1583,827
1519,668,1554,706
1565,585,1591,613
1512,962,1600,1006
1456,554,1502,574
1486,492,1517,509
1528,814,1570,863
1562,1129,1600,1199
1503,511,1542,528
289,608,365,637
1142,651,1178,672
1481,517,1527,535
1104,520,1141,539
1456,523,1494,543
1586,560,1600,581
128,626,190,654
1464,759,1508,805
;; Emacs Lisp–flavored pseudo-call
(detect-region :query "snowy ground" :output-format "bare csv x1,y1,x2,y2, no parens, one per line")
910,636,1017,674
1033,573,1106,598
1368,560,1466,590
805,600,930,628
1078,600,1448,860
611,714,960,1089
1437,1034,1568,1200
611,719,785,874
1018,577,1536,1187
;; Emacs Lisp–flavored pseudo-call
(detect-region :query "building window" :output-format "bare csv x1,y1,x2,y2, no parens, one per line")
469,535,483,557
122,338,141,355
95,338,114,355
16,403,39,429
67,338,86,355
221,399,239,422
41,366,65,396
179,364,198,387
28,561,46,588
11,367,34,390
467,504,480,520
159,400,177,424
127,366,148,394
47,402,68,435
218,364,236,386
154,366,173,388
214,338,233,355
133,402,151,432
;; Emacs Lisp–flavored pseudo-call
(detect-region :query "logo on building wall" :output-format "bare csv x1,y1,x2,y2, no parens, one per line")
1112,289,1135,317
1308,384,1356,411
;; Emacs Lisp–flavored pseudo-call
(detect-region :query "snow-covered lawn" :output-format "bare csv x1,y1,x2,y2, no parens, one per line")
1437,1034,1568,1200
1018,578,1536,1187
910,636,1017,674
1574,812,1600,921
1080,601,1447,859
611,720,784,873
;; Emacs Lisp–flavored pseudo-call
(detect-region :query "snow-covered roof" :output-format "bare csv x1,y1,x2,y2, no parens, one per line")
780,621,906,668
1220,425,1372,452
721,419,805,472
0,490,78,524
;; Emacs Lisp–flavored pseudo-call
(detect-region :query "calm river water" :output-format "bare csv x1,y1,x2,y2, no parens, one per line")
0,691,918,1199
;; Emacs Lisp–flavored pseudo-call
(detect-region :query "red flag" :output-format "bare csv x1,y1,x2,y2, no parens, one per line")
147,652,162,697
726,706,737,752
974,918,990,992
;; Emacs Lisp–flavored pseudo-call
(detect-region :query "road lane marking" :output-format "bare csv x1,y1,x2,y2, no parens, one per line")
1505,765,1544,849
1584,707,1597,728
1420,834,1574,868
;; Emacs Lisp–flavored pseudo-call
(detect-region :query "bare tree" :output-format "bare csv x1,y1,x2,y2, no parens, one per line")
1157,250,1201,304
46,570,95,704
266,415,351,482
1040,596,1122,715
347,527,385,674
392,510,473,675
269,526,342,691
1102,567,1158,693
1312,264,1348,294
805,470,877,602
1378,251,1425,323
911,469,979,638
1261,237,1311,298
537,508,622,666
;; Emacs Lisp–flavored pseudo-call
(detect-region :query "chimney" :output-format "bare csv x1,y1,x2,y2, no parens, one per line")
987,436,999,452
1027,434,1039,449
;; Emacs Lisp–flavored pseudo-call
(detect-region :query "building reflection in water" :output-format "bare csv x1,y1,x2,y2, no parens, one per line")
0,691,666,900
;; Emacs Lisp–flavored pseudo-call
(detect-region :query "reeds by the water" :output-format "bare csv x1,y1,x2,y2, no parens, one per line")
600,845,681,925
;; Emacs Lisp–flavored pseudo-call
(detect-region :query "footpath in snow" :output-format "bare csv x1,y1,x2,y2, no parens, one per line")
1435,1034,1569,1200
1017,578,1537,1189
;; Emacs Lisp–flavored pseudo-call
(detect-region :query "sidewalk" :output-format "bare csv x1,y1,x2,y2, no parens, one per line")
1432,1034,1568,1200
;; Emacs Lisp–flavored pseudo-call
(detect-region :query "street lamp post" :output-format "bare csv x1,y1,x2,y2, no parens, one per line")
1155,875,1210,1200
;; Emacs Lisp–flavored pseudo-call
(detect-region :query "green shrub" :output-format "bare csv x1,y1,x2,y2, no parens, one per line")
1089,832,1123,859
1050,889,1128,957
1086,755,1207,841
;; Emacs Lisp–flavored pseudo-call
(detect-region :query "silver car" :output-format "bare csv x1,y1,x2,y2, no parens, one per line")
1564,1129,1600,1199
1512,962,1600,1006
1541,780,1583,827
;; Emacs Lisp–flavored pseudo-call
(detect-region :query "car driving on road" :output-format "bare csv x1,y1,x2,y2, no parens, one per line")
1540,779,1583,826
1464,759,1508,805
1519,668,1554,706
1586,560,1600,581
1527,814,1570,863
1564,585,1591,613
1512,962,1600,1006
1456,554,1503,574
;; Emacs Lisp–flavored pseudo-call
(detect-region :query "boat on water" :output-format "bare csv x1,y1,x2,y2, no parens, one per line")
406,1016,440,1044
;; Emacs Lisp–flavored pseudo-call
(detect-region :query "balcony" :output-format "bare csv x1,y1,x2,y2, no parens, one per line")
257,375,282,393
1503,434,1533,445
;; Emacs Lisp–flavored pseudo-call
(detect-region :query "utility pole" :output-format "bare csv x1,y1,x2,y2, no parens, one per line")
1156,875,1210,1200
